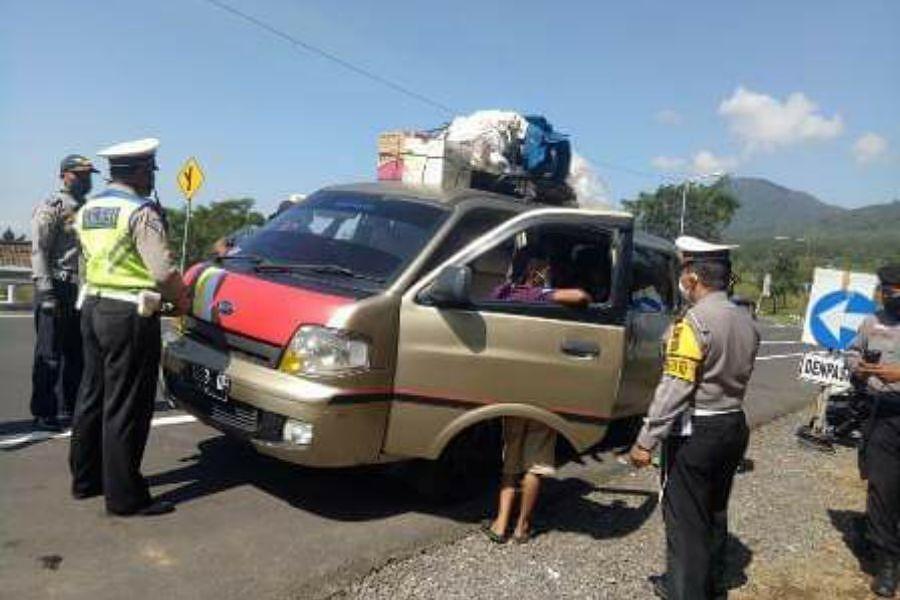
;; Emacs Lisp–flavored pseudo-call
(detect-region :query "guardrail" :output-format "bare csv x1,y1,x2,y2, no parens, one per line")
0,267,33,308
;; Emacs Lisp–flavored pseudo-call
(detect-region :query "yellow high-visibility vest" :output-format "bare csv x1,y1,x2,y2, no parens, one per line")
75,189,156,292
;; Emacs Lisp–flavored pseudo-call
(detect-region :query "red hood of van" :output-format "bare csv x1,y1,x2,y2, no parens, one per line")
189,265,354,347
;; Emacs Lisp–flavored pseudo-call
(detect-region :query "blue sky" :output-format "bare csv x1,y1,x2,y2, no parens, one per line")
2,0,898,234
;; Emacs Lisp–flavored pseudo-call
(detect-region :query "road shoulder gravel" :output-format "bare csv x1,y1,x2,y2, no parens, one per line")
327,408,874,600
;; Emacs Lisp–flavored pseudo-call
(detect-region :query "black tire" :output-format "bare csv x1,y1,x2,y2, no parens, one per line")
410,421,502,503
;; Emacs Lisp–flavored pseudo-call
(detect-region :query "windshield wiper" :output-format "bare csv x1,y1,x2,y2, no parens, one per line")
254,261,385,283
214,252,264,264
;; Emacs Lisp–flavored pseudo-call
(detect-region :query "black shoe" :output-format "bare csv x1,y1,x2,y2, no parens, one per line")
872,558,898,598
109,499,175,517
72,487,103,500
32,417,63,433
137,499,175,516
649,574,668,599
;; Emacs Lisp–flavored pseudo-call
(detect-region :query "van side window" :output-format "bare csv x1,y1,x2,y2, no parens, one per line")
630,246,675,313
419,208,515,277
468,223,614,317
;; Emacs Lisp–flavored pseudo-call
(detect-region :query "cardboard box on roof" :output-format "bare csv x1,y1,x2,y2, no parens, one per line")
377,130,408,181
401,134,471,189
377,130,471,189
378,131,406,155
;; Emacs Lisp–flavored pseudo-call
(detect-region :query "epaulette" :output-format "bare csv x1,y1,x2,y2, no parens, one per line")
683,308,711,345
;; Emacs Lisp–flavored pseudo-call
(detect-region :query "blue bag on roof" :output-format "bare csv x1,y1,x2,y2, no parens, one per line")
521,116,571,182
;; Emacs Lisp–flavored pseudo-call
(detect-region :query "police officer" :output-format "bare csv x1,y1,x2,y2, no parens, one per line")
30,154,98,432
69,138,190,516
629,236,760,600
847,264,900,597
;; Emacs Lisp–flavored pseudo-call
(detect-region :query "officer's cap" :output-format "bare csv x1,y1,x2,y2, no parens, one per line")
877,264,900,286
60,154,99,174
675,236,738,265
97,138,159,170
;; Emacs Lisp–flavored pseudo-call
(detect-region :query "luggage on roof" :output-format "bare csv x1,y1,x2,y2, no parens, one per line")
376,110,577,205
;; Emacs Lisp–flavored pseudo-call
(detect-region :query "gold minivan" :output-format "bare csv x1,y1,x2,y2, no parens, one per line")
161,182,678,477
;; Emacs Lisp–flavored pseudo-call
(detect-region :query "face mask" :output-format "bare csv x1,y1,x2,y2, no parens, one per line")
68,175,92,198
678,279,693,304
884,295,900,316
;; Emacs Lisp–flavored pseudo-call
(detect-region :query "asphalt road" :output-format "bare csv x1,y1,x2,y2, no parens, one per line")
0,314,817,599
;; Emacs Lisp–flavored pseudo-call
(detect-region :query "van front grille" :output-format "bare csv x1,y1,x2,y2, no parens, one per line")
210,403,258,433
183,316,283,368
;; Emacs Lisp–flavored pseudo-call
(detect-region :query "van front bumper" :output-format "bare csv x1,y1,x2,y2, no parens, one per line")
161,332,390,467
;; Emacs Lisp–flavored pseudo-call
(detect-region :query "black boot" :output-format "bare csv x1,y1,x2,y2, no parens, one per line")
872,556,899,598
648,574,668,599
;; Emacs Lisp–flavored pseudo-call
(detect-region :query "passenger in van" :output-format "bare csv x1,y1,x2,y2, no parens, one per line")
490,254,593,307
572,245,611,304
482,254,592,544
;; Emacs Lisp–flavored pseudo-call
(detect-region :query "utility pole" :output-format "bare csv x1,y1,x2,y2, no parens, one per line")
679,181,690,235
678,171,726,237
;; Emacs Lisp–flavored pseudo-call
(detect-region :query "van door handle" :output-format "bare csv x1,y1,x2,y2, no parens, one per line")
561,340,601,359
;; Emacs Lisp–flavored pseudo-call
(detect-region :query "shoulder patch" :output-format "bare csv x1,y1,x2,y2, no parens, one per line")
82,206,121,230
663,319,703,382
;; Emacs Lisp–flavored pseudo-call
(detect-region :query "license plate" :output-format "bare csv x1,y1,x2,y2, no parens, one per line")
191,365,231,402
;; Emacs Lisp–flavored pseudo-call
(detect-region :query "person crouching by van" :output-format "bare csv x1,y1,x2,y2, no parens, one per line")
482,255,592,544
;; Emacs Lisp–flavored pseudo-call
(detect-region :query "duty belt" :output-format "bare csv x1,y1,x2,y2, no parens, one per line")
52,271,78,283
693,407,743,417
81,285,142,305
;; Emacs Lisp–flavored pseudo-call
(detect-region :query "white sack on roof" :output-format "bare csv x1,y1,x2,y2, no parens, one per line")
567,152,611,209
445,110,528,173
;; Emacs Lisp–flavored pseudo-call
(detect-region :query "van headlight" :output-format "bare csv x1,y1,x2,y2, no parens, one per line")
279,325,370,376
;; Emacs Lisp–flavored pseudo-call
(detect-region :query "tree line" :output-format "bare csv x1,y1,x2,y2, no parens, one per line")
622,181,803,312
165,198,267,268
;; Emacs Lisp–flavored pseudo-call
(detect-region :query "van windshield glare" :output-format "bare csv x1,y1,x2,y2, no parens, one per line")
235,192,449,287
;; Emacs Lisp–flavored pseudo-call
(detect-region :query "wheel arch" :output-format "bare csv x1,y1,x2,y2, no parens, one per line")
425,403,582,460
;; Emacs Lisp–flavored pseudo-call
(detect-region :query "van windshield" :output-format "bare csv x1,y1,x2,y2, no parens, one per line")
234,192,449,288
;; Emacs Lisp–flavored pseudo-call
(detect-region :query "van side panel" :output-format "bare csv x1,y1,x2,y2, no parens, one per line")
385,300,626,457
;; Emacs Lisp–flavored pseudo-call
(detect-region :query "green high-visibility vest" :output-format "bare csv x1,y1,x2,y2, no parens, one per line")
75,189,156,292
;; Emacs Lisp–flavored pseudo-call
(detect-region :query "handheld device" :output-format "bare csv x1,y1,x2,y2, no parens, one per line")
863,349,882,364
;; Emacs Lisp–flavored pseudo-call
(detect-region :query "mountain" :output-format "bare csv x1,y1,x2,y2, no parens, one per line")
723,177,845,238
724,176,900,242
815,199,900,237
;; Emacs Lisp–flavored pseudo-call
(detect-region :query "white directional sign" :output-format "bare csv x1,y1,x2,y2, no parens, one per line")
796,351,851,388
801,268,878,350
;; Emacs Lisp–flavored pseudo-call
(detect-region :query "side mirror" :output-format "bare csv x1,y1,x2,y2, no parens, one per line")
426,265,472,307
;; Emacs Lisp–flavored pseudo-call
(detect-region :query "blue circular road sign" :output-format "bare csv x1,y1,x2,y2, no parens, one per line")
809,290,876,350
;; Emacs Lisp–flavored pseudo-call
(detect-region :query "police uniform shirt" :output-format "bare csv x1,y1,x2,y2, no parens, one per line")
636,290,761,449
31,190,82,292
847,310,900,397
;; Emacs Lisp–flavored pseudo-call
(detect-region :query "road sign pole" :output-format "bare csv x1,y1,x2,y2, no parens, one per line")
180,199,192,272
176,157,205,272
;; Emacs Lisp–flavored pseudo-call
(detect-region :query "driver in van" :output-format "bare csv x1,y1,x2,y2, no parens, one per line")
482,252,592,544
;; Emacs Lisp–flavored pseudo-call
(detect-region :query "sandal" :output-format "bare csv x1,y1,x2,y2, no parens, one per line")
511,524,543,544
480,520,508,544
511,531,531,544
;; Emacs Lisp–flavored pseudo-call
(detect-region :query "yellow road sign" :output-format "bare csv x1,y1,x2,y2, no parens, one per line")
177,157,205,200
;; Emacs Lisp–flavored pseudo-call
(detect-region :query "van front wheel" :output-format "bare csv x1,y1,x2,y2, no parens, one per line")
410,422,502,503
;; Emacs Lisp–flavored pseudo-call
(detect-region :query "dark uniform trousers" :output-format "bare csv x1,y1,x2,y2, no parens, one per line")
69,297,160,514
865,402,900,561
31,280,83,419
663,412,750,600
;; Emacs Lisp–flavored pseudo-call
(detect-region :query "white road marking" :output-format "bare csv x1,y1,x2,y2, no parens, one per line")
0,414,197,449
0,313,33,318
755,352,805,362
760,340,805,345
